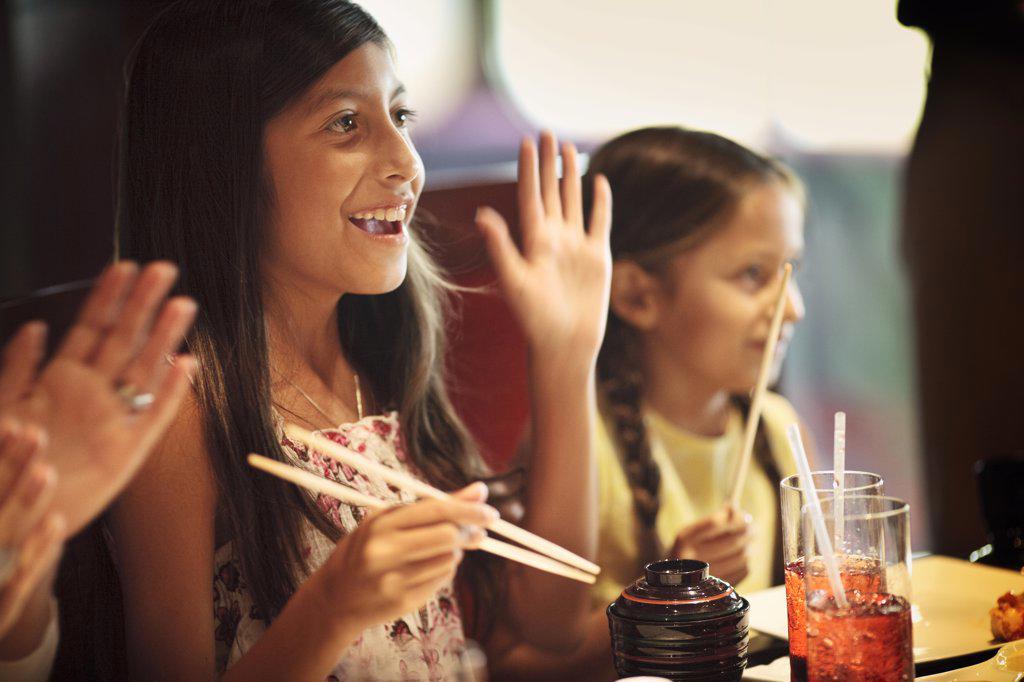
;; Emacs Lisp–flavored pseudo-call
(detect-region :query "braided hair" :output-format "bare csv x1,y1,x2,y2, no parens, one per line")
583,127,802,572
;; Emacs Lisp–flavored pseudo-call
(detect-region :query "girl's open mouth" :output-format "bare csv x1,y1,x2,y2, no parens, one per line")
349,205,407,235
349,217,402,235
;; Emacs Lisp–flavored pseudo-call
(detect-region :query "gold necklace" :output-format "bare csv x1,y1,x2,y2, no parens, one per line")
274,370,364,426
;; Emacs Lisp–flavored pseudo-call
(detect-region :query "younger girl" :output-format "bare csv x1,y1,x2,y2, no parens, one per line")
591,127,807,602
102,1,611,680
511,127,808,679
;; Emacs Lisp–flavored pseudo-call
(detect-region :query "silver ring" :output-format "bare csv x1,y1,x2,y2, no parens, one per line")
116,383,155,412
0,546,18,586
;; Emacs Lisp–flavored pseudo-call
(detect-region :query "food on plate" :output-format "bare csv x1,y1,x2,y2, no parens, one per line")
991,591,1024,641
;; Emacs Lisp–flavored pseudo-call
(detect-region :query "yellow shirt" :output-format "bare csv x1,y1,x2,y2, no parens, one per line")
593,392,800,606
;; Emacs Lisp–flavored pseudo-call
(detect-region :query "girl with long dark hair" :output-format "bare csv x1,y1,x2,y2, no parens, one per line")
106,1,611,679
505,126,809,679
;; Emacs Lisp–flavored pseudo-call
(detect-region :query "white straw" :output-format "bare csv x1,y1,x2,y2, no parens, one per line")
833,411,846,554
787,424,848,609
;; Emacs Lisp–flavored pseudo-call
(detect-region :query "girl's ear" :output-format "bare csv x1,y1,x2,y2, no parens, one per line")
610,260,663,332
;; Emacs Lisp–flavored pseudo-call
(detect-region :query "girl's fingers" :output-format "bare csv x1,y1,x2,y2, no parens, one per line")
0,419,29,495
56,262,138,362
674,515,719,545
376,496,499,533
402,552,462,592
692,522,750,554
385,524,467,564
475,206,523,287
0,460,56,549
0,425,53,547
560,141,583,228
0,513,65,640
709,554,749,584
0,424,45,508
0,322,47,405
117,297,197,396
449,481,489,504
696,539,747,566
516,137,542,248
586,174,613,245
538,131,562,218
693,518,754,562
92,262,179,379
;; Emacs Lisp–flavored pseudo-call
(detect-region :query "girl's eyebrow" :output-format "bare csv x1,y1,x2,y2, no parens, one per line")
306,84,406,115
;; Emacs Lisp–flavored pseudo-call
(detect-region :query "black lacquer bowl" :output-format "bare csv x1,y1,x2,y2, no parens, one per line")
606,559,750,681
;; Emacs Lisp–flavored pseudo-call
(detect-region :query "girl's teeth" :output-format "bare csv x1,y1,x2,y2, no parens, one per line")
350,206,407,222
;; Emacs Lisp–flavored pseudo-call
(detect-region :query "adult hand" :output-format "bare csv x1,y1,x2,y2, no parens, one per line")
0,420,64,639
671,507,754,586
0,261,197,536
475,131,613,366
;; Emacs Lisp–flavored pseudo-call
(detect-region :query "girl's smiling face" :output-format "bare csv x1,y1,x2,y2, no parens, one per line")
261,42,424,299
647,180,806,394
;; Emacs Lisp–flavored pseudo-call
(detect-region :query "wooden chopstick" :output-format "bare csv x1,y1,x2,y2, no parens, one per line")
727,262,794,509
284,424,601,576
247,454,597,585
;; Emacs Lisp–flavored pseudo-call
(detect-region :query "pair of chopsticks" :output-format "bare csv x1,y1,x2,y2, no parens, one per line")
247,425,599,585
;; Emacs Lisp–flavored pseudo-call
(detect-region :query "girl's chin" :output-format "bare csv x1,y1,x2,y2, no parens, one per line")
344,265,409,296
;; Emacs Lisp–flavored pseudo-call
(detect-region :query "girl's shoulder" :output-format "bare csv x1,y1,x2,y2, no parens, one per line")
760,391,801,430
760,391,803,477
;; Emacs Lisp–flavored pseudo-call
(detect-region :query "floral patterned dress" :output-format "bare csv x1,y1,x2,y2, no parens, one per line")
212,412,469,681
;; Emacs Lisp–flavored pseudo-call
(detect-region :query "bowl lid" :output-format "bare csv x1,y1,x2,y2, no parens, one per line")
607,559,747,623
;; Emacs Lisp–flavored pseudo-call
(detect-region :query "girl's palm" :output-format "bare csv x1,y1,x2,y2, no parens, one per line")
476,132,612,362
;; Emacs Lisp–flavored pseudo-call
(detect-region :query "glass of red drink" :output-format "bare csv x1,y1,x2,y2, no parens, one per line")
803,495,913,682
780,472,883,682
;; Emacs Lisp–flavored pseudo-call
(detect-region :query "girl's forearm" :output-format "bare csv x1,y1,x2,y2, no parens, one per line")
222,572,363,682
508,351,598,651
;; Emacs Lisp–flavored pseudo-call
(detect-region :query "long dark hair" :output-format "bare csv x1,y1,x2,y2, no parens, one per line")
583,127,801,568
115,0,493,636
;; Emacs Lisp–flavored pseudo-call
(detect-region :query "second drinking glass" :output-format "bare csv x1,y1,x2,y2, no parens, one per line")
803,495,913,682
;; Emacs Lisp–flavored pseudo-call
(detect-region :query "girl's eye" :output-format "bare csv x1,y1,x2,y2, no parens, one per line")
393,107,417,128
742,264,765,284
328,113,358,134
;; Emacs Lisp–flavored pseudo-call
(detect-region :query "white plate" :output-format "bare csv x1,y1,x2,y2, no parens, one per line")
745,555,1024,664
747,641,1024,681
918,640,1024,681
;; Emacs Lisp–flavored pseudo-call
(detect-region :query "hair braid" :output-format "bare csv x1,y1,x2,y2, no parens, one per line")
598,316,664,569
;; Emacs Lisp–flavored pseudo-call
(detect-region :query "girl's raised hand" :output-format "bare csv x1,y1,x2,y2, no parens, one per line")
311,482,498,632
475,132,612,366
0,261,197,536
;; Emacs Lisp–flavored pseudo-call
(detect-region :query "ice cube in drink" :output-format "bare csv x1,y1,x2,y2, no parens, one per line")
784,556,884,682
805,590,913,682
